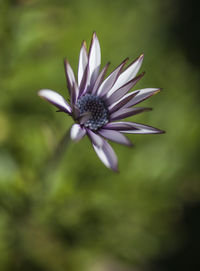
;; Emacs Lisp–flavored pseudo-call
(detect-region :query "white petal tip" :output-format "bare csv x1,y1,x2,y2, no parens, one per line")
38,89,57,99
70,124,86,142
38,89,46,97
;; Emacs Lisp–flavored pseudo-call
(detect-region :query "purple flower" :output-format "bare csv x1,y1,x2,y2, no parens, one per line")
38,33,164,172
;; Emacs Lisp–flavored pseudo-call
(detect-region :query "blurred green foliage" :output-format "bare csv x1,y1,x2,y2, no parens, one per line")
0,0,199,270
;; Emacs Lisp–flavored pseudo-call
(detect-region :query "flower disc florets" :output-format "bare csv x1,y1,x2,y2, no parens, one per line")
77,93,109,130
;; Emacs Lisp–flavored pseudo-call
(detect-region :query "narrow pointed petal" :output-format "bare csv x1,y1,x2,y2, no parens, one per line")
64,59,79,103
97,58,129,97
78,41,88,87
110,107,152,121
106,72,145,105
93,140,118,172
122,88,161,108
119,122,165,134
108,54,144,96
98,129,132,146
88,32,101,88
79,64,90,96
64,59,76,92
72,104,80,119
87,129,104,147
105,121,165,134
87,129,118,171
104,122,135,130
70,82,79,104
108,91,139,114
92,62,110,94
70,124,86,141
38,89,71,114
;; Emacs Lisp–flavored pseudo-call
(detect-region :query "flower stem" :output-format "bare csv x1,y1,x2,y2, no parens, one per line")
40,128,71,183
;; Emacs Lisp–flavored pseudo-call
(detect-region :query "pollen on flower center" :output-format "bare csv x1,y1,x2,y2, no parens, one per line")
77,93,109,130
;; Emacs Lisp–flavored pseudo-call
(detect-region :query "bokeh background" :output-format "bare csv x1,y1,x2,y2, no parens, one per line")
0,0,199,270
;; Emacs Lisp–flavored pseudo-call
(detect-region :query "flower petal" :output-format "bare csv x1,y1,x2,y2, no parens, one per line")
108,54,144,96
64,59,76,92
108,91,139,114
64,59,79,102
79,64,90,97
110,107,152,121
98,129,132,146
38,89,72,114
87,129,118,171
121,88,161,108
104,122,135,130
119,123,165,134
70,124,86,141
106,72,145,105
88,32,101,88
78,41,88,87
105,121,165,134
97,58,129,97
93,139,118,172
92,62,110,94
87,129,104,147
71,82,80,104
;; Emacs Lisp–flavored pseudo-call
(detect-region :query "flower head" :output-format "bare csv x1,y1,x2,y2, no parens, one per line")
38,33,164,171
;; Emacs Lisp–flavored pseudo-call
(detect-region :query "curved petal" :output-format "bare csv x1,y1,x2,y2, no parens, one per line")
79,64,90,97
105,121,165,134
97,58,128,97
119,123,165,134
93,139,118,172
92,62,110,94
121,88,161,108
108,54,144,96
71,82,80,104
106,72,145,105
98,129,132,146
78,41,88,87
88,32,101,88
64,59,76,91
104,122,134,130
110,107,152,121
87,129,118,171
64,59,79,102
108,91,139,114
87,129,104,147
70,124,86,141
38,89,71,114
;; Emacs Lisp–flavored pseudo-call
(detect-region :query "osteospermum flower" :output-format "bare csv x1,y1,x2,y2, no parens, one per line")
38,33,164,171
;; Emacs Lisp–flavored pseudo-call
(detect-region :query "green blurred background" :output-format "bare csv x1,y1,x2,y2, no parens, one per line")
0,0,199,270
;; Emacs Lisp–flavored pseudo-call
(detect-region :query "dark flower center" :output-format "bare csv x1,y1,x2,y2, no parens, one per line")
77,94,109,130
